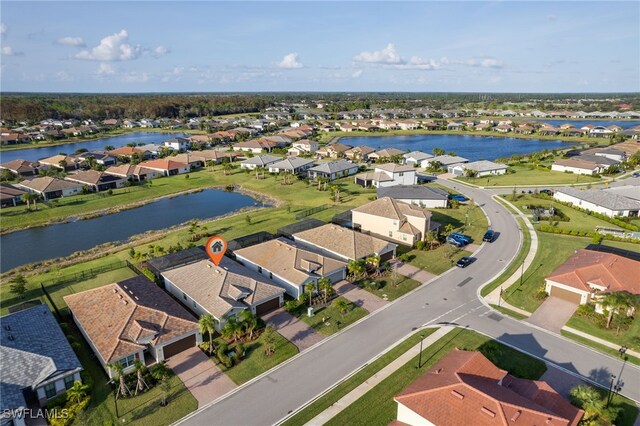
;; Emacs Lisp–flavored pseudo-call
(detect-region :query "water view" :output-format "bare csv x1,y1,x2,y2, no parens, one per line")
1,189,258,271
342,134,571,161
0,132,188,164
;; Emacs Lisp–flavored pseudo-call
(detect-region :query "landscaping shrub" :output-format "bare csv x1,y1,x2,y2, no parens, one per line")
576,304,595,318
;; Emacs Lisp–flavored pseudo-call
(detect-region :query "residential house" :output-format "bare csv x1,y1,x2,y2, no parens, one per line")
240,154,282,170
268,157,315,174
583,148,627,163
354,163,417,188
403,151,434,169
551,158,604,175
377,185,449,208
163,138,190,152
545,249,639,310
75,151,118,166
339,122,356,132
0,159,39,176
1,304,83,425
161,257,286,327
393,349,583,426
37,155,85,171
447,121,465,131
424,155,469,168
397,120,420,130
448,160,508,177
108,146,152,160
16,177,83,200
138,159,189,176
64,276,201,379
352,197,434,245
233,140,270,154
1,133,31,145
104,164,163,181
292,223,397,262
554,187,640,218
306,159,359,181
136,144,163,156
494,123,514,133
65,170,126,192
316,143,351,159
288,139,319,156
234,238,347,299
344,146,376,162
368,148,404,162
0,184,27,207
589,126,614,138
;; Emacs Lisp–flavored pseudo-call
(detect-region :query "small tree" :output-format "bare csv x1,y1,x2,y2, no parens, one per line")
262,325,277,356
333,298,351,316
199,314,218,355
245,215,252,225
133,360,150,395
108,363,131,399
318,277,334,303
305,282,317,306
66,380,89,404
444,223,455,235
9,275,27,298
160,376,172,406
238,310,258,341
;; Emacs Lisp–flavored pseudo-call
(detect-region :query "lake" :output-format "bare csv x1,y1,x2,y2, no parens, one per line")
342,134,570,161
0,132,188,164
0,189,258,271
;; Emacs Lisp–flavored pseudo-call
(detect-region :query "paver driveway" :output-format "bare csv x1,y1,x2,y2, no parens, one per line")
526,296,578,334
262,309,324,352
166,346,236,407
334,280,387,312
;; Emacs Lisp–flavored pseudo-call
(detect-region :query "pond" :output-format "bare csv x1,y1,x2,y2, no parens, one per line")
0,189,259,271
341,134,571,161
0,132,188,164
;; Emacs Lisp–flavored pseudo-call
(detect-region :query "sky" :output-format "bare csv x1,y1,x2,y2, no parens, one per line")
0,1,638,93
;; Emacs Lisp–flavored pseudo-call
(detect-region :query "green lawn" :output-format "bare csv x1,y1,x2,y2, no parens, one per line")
489,304,529,320
359,275,421,301
403,246,472,276
311,328,548,426
566,314,640,353
561,330,640,366
456,165,603,187
431,201,488,243
299,297,368,335
212,331,299,385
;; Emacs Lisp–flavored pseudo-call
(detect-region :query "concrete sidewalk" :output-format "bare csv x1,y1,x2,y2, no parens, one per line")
304,326,454,426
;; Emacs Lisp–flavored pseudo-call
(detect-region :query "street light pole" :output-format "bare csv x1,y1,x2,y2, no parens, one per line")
416,334,425,369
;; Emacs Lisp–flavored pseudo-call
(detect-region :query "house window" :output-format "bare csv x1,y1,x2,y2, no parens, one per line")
182,292,187,301
393,220,398,226
269,272,273,279
258,266,262,273
399,172,404,177
118,354,135,369
388,231,393,237
44,382,56,399
64,375,75,390
403,234,407,241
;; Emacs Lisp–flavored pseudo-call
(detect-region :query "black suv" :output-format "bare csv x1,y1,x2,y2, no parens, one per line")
483,230,495,243
456,256,474,268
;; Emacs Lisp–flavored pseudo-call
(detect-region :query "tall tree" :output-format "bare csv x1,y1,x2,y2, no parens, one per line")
132,360,150,395
262,325,277,356
9,275,27,298
318,277,334,303
108,363,131,399
305,282,317,306
199,314,218,354
238,311,258,341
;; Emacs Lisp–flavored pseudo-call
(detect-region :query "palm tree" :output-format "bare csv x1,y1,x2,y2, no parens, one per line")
262,325,277,356
569,385,611,423
223,162,233,175
132,360,150,395
221,316,242,342
58,159,68,170
333,298,350,316
305,282,317,306
318,277,334,303
347,259,366,280
108,363,131,399
602,292,639,330
238,311,258,341
199,314,218,354
150,361,170,382
21,193,38,210
366,254,381,277
66,380,89,404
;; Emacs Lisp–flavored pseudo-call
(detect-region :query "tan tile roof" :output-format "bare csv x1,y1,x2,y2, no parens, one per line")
345,145,376,156
547,249,640,294
553,158,598,170
161,258,285,319
293,224,395,260
0,183,27,199
65,170,104,185
38,155,81,166
352,197,431,220
375,163,415,173
235,238,346,286
0,159,38,173
64,276,198,364
355,171,393,182
17,176,82,193
370,148,404,158
395,349,583,426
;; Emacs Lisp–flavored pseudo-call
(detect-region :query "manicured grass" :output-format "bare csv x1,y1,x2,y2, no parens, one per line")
281,328,440,426
480,216,530,297
503,233,640,313
321,328,547,426
360,275,422,301
566,314,640,352
212,331,299,385
402,246,472,276
489,304,529,320
561,330,640,366
431,201,488,243
455,165,603,187
299,297,369,336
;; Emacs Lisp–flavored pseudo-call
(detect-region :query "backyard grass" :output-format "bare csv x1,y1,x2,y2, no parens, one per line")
212,330,299,385
454,165,603,187
561,330,640,366
480,217,530,297
430,201,488,243
311,328,548,426
299,297,368,336
360,275,421,301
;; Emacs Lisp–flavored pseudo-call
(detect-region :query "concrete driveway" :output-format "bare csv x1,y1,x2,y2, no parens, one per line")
334,280,387,312
526,297,579,334
262,309,324,352
166,346,236,407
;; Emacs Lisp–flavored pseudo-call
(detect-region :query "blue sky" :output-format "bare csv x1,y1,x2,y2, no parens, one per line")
1,1,638,92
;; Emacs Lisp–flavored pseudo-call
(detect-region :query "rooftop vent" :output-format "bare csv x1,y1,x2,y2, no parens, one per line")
450,390,464,400
511,411,522,422
481,407,496,418
7,334,14,341
4,325,10,331
207,264,212,268
434,368,444,374
122,300,128,305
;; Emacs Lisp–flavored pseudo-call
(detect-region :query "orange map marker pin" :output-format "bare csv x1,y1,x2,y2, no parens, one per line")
205,235,227,266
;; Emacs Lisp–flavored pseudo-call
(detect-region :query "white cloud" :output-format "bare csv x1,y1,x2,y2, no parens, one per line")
76,30,141,61
466,57,504,69
0,23,7,35
55,71,73,81
122,71,151,83
1,46,23,56
154,46,169,57
352,69,363,78
277,53,303,69
354,43,402,65
57,36,85,47
97,63,115,75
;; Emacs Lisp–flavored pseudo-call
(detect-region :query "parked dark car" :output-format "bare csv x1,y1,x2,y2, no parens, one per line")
632,172,640,178
456,256,474,268
540,189,553,196
483,229,495,242
449,194,468,202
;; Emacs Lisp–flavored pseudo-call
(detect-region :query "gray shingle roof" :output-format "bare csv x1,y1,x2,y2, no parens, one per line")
377,185,449,200
556,187,640,211
240,154,282,167
308,159,357,174
1,305,83,411
269,157,314,171
461,160,508,172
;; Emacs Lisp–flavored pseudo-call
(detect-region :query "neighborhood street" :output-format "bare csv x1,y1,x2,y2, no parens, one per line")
178,180,640,426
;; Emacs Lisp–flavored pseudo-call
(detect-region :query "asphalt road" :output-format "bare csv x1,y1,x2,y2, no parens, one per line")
179,179,640,426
